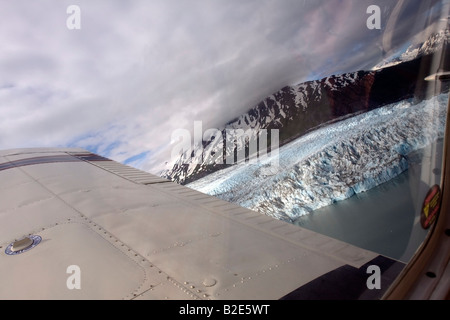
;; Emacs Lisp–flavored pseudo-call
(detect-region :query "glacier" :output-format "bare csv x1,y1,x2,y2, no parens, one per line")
161,69,378,184
187,94,449,222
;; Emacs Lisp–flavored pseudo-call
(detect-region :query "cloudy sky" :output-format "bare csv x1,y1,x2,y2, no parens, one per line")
0,0,447,173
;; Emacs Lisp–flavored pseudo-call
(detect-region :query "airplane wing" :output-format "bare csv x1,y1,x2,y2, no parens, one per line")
0,147,408,300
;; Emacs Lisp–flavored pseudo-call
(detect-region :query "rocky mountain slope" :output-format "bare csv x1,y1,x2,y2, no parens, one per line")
162,31,450,185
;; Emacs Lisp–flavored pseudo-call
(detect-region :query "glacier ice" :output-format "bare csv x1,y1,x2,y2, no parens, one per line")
187,94,449,222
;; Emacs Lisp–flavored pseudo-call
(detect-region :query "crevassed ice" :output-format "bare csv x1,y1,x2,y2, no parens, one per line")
188,94,448,222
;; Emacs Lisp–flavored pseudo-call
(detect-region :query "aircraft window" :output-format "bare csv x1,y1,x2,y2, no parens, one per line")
182,1,449,299
2,0,448,301
287,5,449,299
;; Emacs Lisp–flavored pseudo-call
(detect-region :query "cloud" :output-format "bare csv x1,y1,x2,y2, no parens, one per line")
0,0,444,174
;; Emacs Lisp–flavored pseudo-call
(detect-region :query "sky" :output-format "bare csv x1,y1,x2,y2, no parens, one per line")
0,0,447,174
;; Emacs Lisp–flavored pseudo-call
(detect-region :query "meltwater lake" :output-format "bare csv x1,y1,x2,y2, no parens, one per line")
293,139,444,263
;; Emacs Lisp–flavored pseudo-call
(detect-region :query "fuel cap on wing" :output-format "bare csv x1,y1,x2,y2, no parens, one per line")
5,235,42,255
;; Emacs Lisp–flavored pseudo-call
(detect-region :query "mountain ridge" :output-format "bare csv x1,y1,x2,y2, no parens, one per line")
162,30,450,185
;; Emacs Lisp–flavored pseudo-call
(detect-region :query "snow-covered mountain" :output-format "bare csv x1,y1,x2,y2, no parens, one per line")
161,70,378,184
158,27,450,224
162,27,449,186
188,94,448,222
161,58,442,184
373,29,450,70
